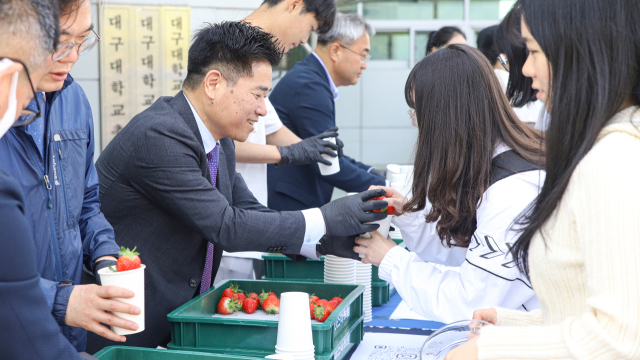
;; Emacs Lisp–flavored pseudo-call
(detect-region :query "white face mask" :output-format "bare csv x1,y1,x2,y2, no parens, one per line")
0,58,20,139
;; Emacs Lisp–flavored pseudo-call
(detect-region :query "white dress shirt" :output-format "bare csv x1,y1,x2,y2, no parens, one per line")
312,52,339,101
184,94,324,258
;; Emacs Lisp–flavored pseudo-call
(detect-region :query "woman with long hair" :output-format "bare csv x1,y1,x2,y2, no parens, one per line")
353,44,545,323
426,26,466,54
445,0,640,358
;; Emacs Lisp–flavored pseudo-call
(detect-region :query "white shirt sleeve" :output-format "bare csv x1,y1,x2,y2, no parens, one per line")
379,171,544,323
263,98,283,136
299,208,325,259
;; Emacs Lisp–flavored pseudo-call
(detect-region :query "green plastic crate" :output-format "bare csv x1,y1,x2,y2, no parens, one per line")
167,279,364,360
263,254,324,283
94,347,259,360
371,280,389,306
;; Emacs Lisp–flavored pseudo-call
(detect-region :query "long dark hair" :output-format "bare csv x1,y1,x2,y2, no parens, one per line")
494,5,537,108
426,26,465,55
511,0,640,277
404,44,545,248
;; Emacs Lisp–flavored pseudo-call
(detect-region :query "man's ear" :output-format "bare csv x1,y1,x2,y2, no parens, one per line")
203,69,224,101
328,42,341,63
287,0,304,13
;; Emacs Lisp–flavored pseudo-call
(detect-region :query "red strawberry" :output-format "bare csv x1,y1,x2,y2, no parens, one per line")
314,305,331,322
242,298,259,314
235,293,247,302
248,292,259,299
222,283,240,299
330,297,343,305
262,296,280,315
326,300,339,311
370,196,394,215
259,290,275,306
217,297,239,315
309,294,319,303
309,301,317,319
115,246,141,272
316,299,328,308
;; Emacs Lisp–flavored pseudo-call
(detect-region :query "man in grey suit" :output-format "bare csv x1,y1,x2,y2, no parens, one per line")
88,22,387,352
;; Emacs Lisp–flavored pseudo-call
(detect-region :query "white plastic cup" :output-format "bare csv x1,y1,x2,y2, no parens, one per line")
386,164,401,178
276,292,314,351
390,173,408,184
360,215,393,240
318,137,340,176
97,264,145,335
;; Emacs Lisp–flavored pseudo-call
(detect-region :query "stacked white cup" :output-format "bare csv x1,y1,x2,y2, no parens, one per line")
356,262,373,322
274,292,315,360
324,255,357,284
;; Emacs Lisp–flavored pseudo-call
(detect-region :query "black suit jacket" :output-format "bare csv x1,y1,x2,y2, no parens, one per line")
87,92,306,352
267,54,385,211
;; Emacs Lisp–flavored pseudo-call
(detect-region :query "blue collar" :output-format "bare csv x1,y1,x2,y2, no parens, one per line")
183,93,218,153
311,52,339,101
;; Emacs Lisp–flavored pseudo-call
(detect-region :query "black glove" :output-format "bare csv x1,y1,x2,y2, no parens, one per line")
369,168,387,179
320,189,388,236
316,235,360,260
277,127,343,166
93,260,117,286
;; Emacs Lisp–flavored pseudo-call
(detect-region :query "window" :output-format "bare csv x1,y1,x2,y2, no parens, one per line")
469,0,517,20
415,31,430,62
370,32,410,61
362,0,463,20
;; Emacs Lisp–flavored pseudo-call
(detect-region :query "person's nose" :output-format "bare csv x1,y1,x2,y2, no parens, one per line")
522,53,535,79
60,47,80,65
256,97,267,116
362,61,367,70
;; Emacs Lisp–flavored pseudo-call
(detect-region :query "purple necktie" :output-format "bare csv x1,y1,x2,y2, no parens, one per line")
200,143,220,293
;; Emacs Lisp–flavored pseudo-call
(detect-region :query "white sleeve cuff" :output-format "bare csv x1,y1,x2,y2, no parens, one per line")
385,179,390,187
301,208,325,246
300,243,320,259
378,245,410,282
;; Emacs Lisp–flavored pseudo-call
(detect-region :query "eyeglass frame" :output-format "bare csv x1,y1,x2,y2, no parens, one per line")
51,29,101,61
338,44,371,64
0,57,41,128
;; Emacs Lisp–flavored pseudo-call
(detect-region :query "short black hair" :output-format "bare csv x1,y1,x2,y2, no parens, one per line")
184,21,283,90
477,25,502,66
262,0,336,33
426,26,466,55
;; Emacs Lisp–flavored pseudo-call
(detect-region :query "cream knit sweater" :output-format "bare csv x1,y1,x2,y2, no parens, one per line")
477,106,640,359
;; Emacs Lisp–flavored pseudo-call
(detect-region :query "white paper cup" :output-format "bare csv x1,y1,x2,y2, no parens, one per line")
276,292,314,351
98,264,145,335
318,137,340,176
266,354,295,360
386,164,401,178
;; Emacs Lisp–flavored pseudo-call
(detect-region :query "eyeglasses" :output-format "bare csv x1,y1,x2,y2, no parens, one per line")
408,108,417,128
0,57,41,127
52,29,100,61
339,44,371,64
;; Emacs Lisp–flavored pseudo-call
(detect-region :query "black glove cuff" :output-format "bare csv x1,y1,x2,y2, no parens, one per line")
276,146,291,167
94,260,118,285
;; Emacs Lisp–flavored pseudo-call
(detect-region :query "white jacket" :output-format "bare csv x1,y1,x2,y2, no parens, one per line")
378,169,545,323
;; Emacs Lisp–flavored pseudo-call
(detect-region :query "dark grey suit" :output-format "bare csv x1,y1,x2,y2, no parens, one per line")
87,92,306,352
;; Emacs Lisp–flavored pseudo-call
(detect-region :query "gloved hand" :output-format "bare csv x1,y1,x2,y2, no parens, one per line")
277,127,344,166
369,168,387,179
93,260,117,286
320,189,388,236
316,235,360,260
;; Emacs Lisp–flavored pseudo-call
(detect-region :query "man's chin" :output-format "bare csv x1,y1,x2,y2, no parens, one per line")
38,77,65,93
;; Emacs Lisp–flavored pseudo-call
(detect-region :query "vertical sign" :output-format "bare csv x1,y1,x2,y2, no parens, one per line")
99,5,133,148
134,7,162,115
162,7,190,96
99,5,190,150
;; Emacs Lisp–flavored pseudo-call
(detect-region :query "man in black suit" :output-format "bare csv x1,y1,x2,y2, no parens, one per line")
88,22,387,352
267,13,387,212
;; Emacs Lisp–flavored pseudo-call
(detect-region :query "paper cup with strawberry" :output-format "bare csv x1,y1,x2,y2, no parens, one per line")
360,196,394,239
98,246,145,335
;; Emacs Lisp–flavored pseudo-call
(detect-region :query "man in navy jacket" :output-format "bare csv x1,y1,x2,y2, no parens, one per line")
268,13,386,211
